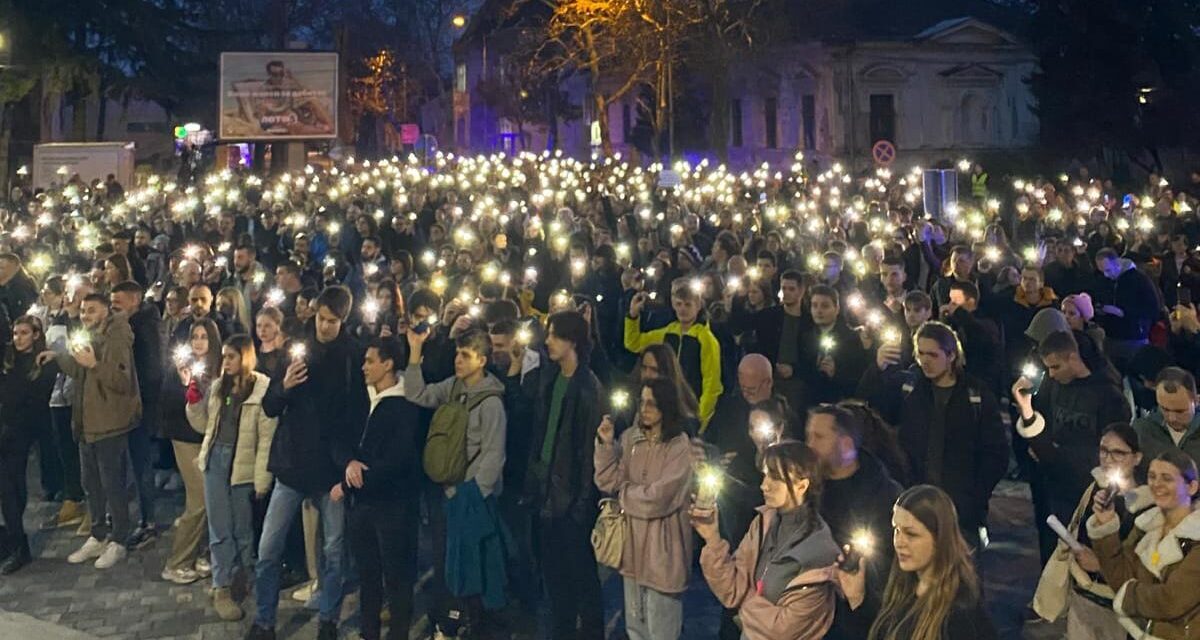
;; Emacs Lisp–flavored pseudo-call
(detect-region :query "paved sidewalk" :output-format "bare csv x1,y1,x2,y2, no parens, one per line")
0,469,1058,639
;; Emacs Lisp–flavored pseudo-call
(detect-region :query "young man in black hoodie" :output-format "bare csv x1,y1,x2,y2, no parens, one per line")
248,285,368,640
806,404,901,639
340,337,421,640
1012,329,1131,563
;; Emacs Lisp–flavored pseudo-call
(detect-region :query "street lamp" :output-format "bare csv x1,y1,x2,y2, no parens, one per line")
451,14,467,29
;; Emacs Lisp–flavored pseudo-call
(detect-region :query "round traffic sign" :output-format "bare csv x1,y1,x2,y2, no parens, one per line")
872,140,897,166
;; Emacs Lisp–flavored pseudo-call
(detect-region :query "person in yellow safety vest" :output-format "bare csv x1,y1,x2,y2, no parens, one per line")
971,164,989,200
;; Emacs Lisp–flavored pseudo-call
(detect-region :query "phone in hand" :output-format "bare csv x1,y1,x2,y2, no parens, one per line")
839,545,864,574
413,321,430,334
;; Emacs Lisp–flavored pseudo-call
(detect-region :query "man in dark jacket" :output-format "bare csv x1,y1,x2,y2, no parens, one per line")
798,285,869,406
489,318,543,610
341,337,421,640
249,286,368,640
1043,239,1092,297
0,253,38,335
943,281,1005,394
522,311,605,640
1090,248,1162,372
1012,330,1131,563
860,321,1008,549
806,404,902,640
110,281,164,546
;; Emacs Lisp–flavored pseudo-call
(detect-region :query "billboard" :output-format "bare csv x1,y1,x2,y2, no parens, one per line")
219,52,339,140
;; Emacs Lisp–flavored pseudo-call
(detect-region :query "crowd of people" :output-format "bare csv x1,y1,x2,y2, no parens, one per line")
0,150,1198,640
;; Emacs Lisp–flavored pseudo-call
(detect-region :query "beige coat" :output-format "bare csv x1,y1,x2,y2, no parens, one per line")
594,428,693,594
186,372,277,495
699,507,839,640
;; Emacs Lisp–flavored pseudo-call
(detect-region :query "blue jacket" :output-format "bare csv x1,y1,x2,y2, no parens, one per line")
445,480,508,610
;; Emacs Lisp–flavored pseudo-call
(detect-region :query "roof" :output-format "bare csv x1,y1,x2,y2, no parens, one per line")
788,0,1030,44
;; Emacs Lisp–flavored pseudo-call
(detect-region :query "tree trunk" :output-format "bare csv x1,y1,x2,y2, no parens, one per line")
95,75,108,140
595,92,612,156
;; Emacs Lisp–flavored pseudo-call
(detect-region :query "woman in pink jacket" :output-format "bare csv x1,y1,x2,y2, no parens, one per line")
691,441,841,639
595,378,695,640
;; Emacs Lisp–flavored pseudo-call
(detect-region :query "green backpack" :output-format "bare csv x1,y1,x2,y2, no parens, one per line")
423,380,501,485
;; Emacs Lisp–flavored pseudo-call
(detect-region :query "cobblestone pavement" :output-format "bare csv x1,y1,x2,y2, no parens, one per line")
0,466,1061,640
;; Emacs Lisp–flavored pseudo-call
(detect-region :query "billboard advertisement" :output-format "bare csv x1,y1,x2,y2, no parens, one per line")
219,52,339,140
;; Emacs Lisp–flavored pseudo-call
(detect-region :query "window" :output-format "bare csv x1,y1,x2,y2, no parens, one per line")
869,94,895,145
801,94,816,150
730,99,743,147
764,98,778,149
455,63,467,93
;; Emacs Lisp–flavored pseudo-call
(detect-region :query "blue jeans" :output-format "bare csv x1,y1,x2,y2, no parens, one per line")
203,444,254,588
254,480,345,627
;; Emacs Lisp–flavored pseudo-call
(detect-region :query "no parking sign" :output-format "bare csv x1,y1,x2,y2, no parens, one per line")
872,140,896,166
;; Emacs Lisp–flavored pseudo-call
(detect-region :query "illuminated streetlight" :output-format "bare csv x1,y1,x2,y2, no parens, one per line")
451,14,467,29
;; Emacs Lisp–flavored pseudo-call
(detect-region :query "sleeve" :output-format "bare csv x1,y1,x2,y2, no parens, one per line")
593,438,623,495
1016,411,1058,465
184,381,211,434
699,520,761,610
698,327,724,429
974,388,1010,522
1113,546,1200,622
254,407,278,495
52,351,79,379
573,387,602,515
403,363,451,409
1087,515,1140,590
624,316,668,354
739,582,837,640
618,437,693,520
469,398,506,499
856,365,906,426
262,374,288,419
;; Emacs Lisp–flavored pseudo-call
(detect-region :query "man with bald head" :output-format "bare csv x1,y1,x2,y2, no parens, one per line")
703,352,796,640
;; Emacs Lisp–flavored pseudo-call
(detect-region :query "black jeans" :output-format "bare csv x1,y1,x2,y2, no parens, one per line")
348,499,417,640
126,420,157,526
535,515,604,640
0,431,35,548
79,433,133,544
50,407,83,502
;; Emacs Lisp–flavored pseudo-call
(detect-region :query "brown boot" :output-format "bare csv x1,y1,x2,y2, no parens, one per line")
74,511,92,537
212,587,244,621
56,500,86,528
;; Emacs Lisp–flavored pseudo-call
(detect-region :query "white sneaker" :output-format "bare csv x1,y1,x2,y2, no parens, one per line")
68,537,106,564
194,556,211,577
291,580,317,602
94,542,127,569
161,567,201,584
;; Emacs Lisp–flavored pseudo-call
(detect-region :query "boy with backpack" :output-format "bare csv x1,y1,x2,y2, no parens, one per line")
405,326,507,639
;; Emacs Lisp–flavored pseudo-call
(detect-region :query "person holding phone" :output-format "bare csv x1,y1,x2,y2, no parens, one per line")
691,441,840,639
1086,450,1200,639
1013,330,1131,564
1031,424,1151,637
837,485,997,640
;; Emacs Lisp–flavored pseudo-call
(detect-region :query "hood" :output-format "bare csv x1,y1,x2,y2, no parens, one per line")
465,371,505,397
246,372,270,404
1025,307,1070,343
368,380,406,414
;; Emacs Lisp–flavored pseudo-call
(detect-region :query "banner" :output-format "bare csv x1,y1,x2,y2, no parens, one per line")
219,52,339,140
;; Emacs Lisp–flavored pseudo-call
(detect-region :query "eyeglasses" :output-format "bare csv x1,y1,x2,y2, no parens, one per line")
1099,446,1134,461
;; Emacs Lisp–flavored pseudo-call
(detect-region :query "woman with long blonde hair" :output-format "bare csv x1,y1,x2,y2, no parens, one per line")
187,334,277,621
840,484,996,640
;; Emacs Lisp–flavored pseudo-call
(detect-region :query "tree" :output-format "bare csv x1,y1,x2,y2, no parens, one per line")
1029,0,1200,175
